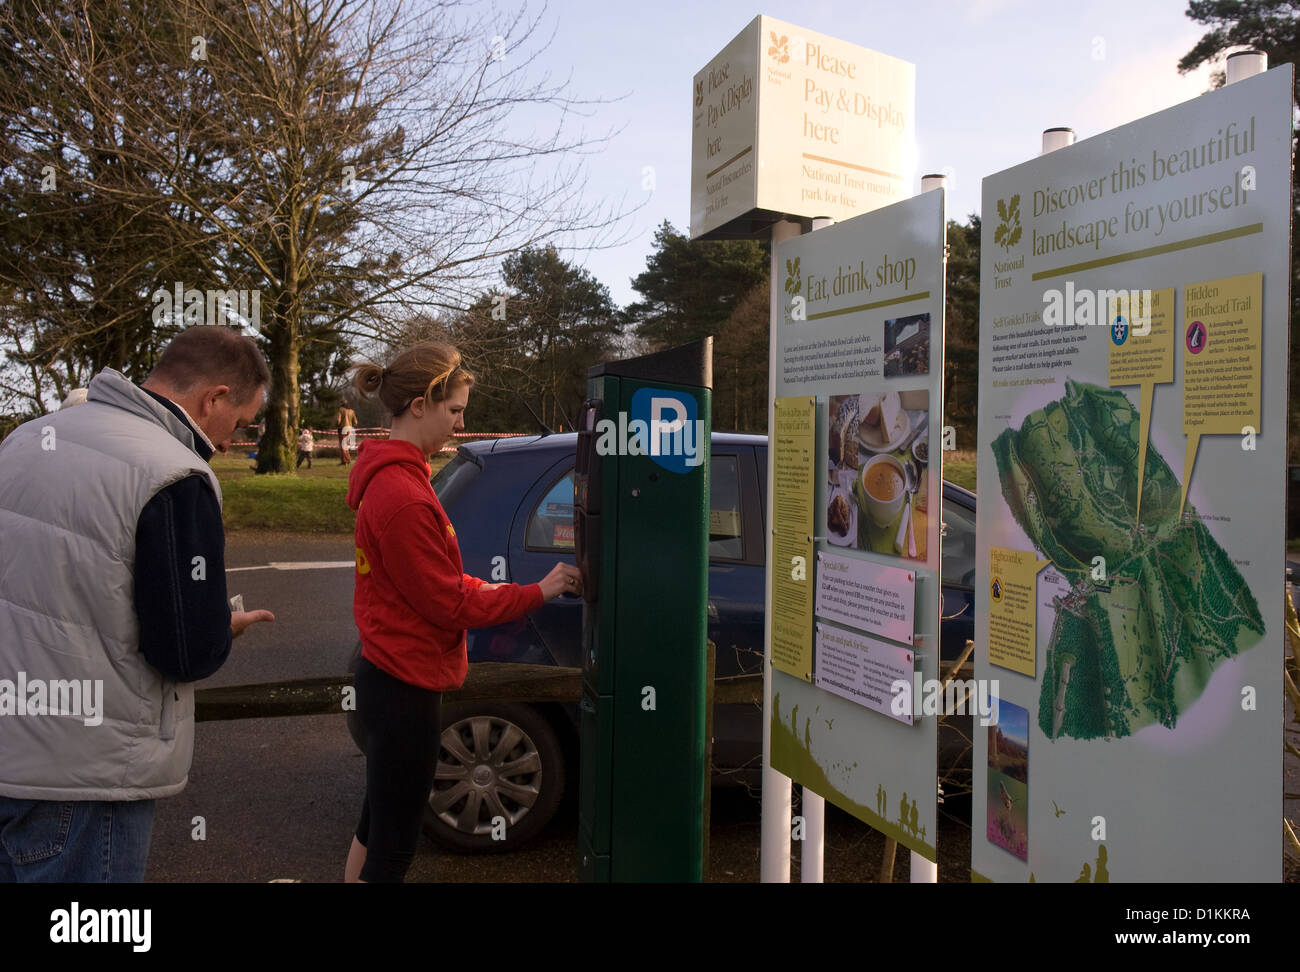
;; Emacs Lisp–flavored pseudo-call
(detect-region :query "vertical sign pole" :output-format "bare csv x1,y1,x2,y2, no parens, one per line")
762,218,803,882
799,784,825,882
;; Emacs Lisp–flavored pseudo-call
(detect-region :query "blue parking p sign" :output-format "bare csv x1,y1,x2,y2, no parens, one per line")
630,388,703,474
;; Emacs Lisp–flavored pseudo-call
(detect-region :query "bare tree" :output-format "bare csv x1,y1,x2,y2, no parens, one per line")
1,0,627,468
0,0,217,414
149,0,625,470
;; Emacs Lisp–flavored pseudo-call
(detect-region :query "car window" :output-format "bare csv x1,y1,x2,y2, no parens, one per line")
710,454,744,560
526,469,576,550
526,456,745,558
431,453,480,507
940,496,977,588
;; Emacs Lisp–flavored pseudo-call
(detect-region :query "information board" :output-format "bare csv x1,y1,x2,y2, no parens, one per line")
768,189,946,860
972,67,1292,882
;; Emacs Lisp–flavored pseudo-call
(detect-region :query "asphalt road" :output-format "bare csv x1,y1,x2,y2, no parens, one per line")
147,533,362,882
146,531,975,883
142,535,1300,883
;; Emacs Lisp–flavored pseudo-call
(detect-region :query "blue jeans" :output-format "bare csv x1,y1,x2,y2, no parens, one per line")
0,797,155,882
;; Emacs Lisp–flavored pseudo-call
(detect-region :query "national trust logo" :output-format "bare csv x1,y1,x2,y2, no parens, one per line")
994,194,1022,252
768,31,790,64
784,257,802,298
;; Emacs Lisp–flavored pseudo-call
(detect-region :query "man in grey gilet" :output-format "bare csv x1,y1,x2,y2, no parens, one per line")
0,326,276,881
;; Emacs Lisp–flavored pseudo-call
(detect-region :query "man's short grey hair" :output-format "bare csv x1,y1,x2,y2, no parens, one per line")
149,327,270,405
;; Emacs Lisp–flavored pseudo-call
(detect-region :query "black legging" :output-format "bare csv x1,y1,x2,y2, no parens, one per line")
353,655,443,882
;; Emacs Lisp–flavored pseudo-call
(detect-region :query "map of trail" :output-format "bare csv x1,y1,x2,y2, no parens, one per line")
991,380,1264,740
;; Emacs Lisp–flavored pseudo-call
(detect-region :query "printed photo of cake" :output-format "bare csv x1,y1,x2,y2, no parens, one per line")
828,395,860,469
828,492,851,536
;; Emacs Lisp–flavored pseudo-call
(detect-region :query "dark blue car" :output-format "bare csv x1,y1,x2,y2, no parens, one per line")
350,431,977,852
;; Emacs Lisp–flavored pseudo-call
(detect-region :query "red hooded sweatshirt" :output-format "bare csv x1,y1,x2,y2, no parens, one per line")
347,438,544,690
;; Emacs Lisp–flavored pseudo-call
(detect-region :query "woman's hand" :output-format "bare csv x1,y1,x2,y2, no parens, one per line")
538,563,583,601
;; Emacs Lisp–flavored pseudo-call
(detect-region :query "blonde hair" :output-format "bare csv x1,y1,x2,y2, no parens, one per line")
352,341,474,416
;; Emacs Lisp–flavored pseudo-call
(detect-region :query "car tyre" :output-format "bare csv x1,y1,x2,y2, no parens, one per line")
423,702,565,854
347,643,567,853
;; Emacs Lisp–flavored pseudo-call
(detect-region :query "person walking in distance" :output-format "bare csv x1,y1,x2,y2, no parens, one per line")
0,326,276,882
343,341,582,882
296,426,314,469
336,403,358,465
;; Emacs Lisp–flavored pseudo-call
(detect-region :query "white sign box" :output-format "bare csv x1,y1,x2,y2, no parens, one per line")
690,15,915,240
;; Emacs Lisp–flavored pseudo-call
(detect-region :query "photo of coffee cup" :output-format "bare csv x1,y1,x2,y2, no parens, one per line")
860,453,907,527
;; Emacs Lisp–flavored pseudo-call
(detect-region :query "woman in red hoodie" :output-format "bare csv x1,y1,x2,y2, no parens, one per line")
343,342,581,882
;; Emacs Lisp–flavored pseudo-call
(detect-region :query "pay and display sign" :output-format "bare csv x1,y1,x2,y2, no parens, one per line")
690,15,915,240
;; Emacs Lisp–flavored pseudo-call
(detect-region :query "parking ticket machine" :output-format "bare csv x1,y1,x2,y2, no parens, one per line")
574,338,712,881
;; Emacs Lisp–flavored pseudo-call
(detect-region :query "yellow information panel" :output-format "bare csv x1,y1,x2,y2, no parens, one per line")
986,546,1049,677
772,396,815,680
1108,289,1174,387
1181,272,1262,513
1108,288,1175,523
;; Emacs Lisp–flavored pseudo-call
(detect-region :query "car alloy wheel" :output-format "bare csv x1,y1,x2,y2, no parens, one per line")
423,702,565,853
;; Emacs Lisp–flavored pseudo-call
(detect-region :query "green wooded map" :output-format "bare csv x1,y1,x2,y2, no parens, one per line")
991,381,1264,740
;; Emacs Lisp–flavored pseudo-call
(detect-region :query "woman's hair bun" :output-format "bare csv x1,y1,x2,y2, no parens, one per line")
351,341,473,416
352,362,385,397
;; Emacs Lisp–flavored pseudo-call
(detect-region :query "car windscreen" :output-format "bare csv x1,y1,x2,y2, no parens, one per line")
431,451,481,507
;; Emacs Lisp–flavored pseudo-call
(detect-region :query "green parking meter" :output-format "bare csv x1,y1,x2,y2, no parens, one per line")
574,338,712,882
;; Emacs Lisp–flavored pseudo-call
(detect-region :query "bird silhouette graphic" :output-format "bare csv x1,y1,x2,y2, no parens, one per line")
1052,800,1066,818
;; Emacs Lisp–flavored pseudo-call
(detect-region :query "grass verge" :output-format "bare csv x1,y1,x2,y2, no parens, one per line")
214,451,451,534
213,444,967,534
944,450,976,492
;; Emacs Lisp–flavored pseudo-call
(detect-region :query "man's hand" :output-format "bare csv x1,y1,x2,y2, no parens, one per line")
231,609,275,638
